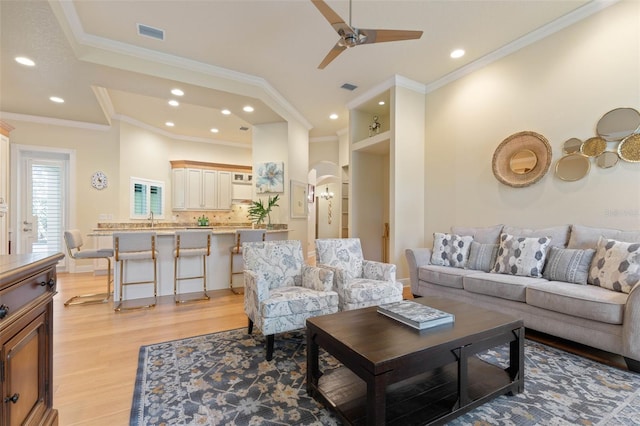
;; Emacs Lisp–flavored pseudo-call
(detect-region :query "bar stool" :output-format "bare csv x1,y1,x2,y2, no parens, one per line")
173,230,211,304
113,232,158,312
63,229,114,306
229,229,266,294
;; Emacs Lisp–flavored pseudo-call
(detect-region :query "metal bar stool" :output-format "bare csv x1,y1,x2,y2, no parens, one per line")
173,230,211,304
113,232,158,312
63,229,114,306
229,229,266,294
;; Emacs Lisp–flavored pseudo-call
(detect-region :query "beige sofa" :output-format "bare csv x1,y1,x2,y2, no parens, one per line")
405,224,640,372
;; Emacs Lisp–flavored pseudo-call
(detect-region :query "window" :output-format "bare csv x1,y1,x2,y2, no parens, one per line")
130,177,164,219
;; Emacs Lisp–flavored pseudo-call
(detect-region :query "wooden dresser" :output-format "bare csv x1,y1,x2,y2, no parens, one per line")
0,252,64,426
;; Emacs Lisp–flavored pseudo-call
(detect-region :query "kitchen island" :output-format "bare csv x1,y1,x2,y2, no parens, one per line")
88,227,288,303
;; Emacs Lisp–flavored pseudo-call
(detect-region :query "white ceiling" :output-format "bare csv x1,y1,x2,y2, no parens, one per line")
1,0,606,146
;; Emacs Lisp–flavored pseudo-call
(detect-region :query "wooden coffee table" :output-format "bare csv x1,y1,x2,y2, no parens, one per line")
306,296,524,425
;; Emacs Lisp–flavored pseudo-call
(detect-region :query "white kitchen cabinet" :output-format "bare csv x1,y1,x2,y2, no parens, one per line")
172,168,232,211
172,168,186,210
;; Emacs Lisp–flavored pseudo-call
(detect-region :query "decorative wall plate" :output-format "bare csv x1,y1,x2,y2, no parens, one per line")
596,107,640,141
580,137,607,157
618,133,640,162
555,153,591,181
492,131,552,188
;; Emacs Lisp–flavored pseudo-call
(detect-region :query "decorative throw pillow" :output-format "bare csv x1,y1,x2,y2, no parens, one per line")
588,237,640,293
491,233,551,278
542,247,595,285
430,233,474,268
467,242,499,272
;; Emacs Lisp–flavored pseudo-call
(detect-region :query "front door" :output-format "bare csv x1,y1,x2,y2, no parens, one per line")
16,149,69,267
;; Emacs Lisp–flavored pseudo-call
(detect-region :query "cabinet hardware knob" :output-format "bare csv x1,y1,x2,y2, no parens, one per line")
4,393,19,404
40,278,55,288
0,305,8,319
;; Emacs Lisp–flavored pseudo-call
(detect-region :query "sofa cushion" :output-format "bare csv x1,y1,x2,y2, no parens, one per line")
526,281,627,324
467,242,499,272
418,265,481,289
430,233,473,268
542,246,595,285
502,225,570,248
568,224,640,250
588,237,640,293
492,233,551,278
463,272,546,302
451,224,503,244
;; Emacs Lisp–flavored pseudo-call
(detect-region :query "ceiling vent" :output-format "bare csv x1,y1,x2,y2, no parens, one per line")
340,83,358,91
137,23,165,41
239,126,250,131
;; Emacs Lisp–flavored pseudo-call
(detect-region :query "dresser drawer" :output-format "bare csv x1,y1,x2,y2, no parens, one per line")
0,267,56,325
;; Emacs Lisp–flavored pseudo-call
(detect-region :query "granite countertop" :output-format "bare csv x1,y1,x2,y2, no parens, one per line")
88,224,289,237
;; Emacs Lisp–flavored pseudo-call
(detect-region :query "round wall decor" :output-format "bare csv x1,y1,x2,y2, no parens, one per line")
492,131,552,188
91,171,108,190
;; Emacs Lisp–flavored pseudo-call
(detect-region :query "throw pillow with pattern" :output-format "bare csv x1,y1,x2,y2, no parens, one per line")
431,233,474,268
467,242,499,272
588,237,640,293
542,246,595,285
492,233,551,278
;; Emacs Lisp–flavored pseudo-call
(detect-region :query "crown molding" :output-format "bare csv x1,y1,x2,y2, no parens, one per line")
0,112,111,131
91,86,114,126
346,74,426,110
50,0,313,131
426,0,619,93
310,136,339,144
115,115,251,149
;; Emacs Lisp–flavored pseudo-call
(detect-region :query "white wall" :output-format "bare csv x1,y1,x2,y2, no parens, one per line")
424,0,640,245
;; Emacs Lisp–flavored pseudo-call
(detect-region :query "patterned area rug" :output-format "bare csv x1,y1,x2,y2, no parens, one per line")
131,328,640,425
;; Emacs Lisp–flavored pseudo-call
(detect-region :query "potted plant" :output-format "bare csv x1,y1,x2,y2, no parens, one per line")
248,194,280,228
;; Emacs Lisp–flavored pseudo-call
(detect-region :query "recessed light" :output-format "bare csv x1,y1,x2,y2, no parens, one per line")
210,128,219,133
165,121,174,127
168,99,179,107
221,109,231,115
450,49,465,59
243,105,254,113
329,113,338,120
171,88,184,96
49,96,64,103
15,56,35,66
378,101,385,106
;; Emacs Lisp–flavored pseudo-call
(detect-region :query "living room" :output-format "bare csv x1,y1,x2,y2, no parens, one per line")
1,0,639,425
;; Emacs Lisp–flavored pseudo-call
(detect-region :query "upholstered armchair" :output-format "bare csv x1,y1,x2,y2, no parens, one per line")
243,240,339,360
315,238,403,311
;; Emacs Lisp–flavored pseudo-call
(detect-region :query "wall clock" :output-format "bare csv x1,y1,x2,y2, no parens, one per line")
91,171,108,190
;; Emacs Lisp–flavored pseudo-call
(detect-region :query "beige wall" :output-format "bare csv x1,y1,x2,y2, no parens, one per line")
6,119,120,244
424,0,640,245
5,118,253,253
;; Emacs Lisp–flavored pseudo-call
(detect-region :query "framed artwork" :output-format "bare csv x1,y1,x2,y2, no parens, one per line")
307,184,315,203
290,180,308,218
255,162,284,193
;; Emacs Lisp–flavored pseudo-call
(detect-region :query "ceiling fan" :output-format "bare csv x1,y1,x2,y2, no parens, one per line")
311,0,423,69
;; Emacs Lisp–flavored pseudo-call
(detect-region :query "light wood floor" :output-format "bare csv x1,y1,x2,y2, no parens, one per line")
52,273,625,425
53,272,248,425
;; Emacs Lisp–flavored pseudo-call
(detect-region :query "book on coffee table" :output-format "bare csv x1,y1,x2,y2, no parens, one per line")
377,300,455,330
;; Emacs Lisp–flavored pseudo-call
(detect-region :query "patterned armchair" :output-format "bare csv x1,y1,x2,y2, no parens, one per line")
243,240,339,360
315,238,403,311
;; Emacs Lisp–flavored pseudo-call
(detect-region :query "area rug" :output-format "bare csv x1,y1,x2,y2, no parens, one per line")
131,328,640,425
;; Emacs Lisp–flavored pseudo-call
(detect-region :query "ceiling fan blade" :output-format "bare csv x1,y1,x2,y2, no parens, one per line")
311,0,354,35
318,43,347,69
358,29,423,45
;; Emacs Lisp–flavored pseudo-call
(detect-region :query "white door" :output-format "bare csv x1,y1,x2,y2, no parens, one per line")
17,151,68,266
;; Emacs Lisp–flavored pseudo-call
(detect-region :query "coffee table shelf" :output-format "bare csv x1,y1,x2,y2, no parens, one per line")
315,357,513,425
306,297,524,426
